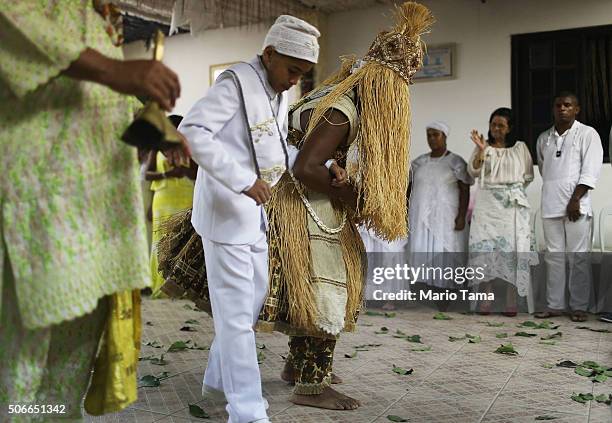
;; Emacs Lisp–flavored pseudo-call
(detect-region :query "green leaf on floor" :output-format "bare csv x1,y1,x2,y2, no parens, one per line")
540,332,562,340
375,327,389,334
139,374,161,387
448,335,466,342
574,366,594,377
494,343,518,355
188,403,210,418
433,312,452,320
581,360,601,369
256,343,266,350
183,304,193,310
405,335,422,343
366,311,385,316
515,331,537,337
518,320,559,330
190,342,210,351
593,373,608,383
576,326,612,333
180,326,197,332
535,415,558,420
541,363,554,369
150,354,168,366
387,415,408,422
495,333,508,338
594,394,612,404
167,340,190,352
144,340,164,349
257,351,265,364
539,340,557,345
482,321,504,327
385,312,397,318
571,392,594,403
392,365,414,376
184,319,200,324
411,345,432,352
467,334,482,343
556,360,577,368
354,343,382,351
344,351,358,358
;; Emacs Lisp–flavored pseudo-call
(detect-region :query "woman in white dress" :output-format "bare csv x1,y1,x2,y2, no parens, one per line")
408,122,474,307
468,108,537,316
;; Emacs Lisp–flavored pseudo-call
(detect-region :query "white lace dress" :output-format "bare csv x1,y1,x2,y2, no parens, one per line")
467,141,538,296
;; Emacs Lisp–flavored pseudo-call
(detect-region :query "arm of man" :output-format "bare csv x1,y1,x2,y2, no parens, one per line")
567,129,604,221
293,108,357,208
179,74,258,195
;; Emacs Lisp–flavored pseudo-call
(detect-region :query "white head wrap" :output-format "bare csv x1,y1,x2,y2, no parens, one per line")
426,120,450,138
262,15,320,64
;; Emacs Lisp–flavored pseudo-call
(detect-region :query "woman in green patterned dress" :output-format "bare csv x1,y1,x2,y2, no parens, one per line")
0,1,184,420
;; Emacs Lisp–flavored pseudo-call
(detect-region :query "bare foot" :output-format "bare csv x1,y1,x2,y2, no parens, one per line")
281,362,342,384
290,386,360,410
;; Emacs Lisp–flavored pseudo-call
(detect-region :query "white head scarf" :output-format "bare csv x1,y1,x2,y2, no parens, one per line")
262,15,320,64
426,120,450,138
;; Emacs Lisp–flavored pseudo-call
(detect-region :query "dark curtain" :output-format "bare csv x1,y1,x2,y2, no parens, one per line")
581,34,612,159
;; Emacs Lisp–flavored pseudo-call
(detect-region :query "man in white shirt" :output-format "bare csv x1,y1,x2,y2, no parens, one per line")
179,16,320,423
602,124,612,323
535,92,603,322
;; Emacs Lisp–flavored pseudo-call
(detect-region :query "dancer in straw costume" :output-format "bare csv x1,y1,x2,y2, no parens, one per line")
159,1,434,411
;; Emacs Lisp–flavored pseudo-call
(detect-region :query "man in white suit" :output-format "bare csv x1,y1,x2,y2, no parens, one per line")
179,16,320,423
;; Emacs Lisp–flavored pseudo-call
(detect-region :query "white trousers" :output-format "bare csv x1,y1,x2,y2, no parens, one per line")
542,215,592,311
202,231,269,423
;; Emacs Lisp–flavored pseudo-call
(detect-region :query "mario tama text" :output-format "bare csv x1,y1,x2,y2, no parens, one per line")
369,264,493,302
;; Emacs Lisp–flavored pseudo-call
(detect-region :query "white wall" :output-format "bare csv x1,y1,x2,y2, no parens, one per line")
123,23,300,116
326,0,612,248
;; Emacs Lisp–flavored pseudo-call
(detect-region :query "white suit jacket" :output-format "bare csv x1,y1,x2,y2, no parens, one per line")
179,56,288,244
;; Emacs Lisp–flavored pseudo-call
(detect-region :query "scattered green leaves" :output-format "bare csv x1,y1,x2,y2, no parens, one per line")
365,311,385,316
515,331,537,337
405,335,422,343
392,364,414,376
496,333,508,338
354,343,382,351
541,363,554,369
344,351,358,359
556,360,577,368
517,320,559,329
467,334,482,343
167,340,208,352
144,340,164,349
411,345,432,352
576,326,612,333
385,312,397,318
575,366,594,377
571,392,594,404
494,343,518,356
541,332,562,340
139,354,168,366
593,373,608,383
433,312,452,320
188,403,210,419
535,415,558,420
481,321,504,327
448,335,466,342
594,394,612,405
138,372,170,388
257,351,265,364
184,319,200,325
387,415,408,422
180,326,197,332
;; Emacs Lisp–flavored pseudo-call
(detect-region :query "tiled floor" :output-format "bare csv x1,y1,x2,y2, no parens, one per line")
86,299,612,422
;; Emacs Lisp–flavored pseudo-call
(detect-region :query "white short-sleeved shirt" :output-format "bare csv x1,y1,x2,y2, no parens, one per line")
536,120,603,218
